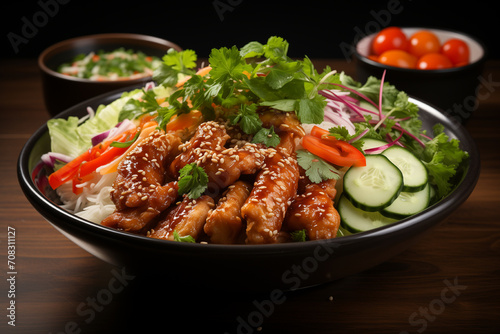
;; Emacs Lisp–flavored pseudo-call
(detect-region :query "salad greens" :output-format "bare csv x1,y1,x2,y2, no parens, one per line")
47,89,140,158
147,36,340,137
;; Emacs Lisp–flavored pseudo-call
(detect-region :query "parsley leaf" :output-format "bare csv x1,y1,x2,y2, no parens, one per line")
419,125,469,199
177,163,209,199
119,89,161,122
252,126,280,147
290,229,307,242
209,46,252,83
240,41,264,58
296,150,340,183
163,49,197,72
297,95,326,124
230,103,262,135
173,230,196,243
153,49,197,87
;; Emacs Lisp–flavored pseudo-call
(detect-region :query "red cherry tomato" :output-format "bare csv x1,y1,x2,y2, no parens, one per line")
441,38,470,66
371,27,409,56
409,31,441,57
378,50,418,69
416,53,453,70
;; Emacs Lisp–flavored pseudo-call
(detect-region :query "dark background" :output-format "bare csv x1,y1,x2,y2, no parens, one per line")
2,0,498,61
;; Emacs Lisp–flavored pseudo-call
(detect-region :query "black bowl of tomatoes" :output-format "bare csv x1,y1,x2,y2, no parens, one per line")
354,27,486,123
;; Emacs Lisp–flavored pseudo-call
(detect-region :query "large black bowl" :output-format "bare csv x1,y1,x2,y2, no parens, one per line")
17,88,480,291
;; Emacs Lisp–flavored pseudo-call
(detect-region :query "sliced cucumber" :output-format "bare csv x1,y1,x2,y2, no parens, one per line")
338,194,398,233
381,183,430,219
381,146,428,192
343,154,403,212
361,138,388,153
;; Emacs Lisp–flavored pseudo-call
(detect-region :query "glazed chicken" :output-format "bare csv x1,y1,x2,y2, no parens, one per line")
101,130,180,233
169,121,265,190
241,133,300,244
284,178,340,240
100,115,342,244
204,180,252,244
148,195,214,241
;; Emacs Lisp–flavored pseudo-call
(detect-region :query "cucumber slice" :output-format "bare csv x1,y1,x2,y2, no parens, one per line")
381,183,430,219
381,146,428,192
361,138,388,153
343,155,403,211
338,194,398,233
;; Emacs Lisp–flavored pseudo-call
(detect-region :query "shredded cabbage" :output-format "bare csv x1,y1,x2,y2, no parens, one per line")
47,89,142,158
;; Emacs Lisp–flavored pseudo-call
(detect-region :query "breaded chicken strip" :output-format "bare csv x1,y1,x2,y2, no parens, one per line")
284,178,340,240
101,130,180,233
170,121,265,190
149,195,214,241
204,180,252,244
241,145,300,244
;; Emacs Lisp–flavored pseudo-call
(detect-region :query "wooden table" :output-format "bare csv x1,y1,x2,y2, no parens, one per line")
1,58,499,334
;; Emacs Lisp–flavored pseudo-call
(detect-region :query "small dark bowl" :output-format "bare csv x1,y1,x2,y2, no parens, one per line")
18,87,480,291
38,33,182,116
354,27,486,123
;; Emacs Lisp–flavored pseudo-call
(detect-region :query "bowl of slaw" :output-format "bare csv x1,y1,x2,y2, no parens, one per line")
38,33,182,117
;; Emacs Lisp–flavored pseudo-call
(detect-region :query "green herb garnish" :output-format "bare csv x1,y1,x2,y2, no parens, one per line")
177,163,209,199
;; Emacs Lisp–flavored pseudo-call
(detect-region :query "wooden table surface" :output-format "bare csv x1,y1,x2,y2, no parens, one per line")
1,58,499,334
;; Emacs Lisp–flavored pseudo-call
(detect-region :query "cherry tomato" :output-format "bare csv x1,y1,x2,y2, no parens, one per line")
378,50,418,69
409,31,441,58
416,53,453,70
441,38,470,66
371,27,409,56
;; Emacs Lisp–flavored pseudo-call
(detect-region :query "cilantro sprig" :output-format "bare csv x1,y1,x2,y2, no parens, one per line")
177,163,209,199
296,150,340,184
173,230,196,243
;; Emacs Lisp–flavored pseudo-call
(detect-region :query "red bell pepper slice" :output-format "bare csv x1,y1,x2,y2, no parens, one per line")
78,145,128,178
48,150,92,190
48,128,138,191
302,126,366,167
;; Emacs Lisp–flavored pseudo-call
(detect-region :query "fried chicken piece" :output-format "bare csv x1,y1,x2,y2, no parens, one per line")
149,195,214,241
204,180,252,244
258,108,306,139
170,121,265,191
169,121,230,177
241,146,300,244
284,178,340,240
101,130,181,233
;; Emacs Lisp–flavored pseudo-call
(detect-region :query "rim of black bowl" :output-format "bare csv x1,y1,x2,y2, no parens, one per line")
354,26,488,74
38,33,182,85
17,86,481,254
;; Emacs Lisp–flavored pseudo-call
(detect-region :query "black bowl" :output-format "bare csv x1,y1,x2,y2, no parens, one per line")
17,88,480,291
38,33,182,117
354,27,486,123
